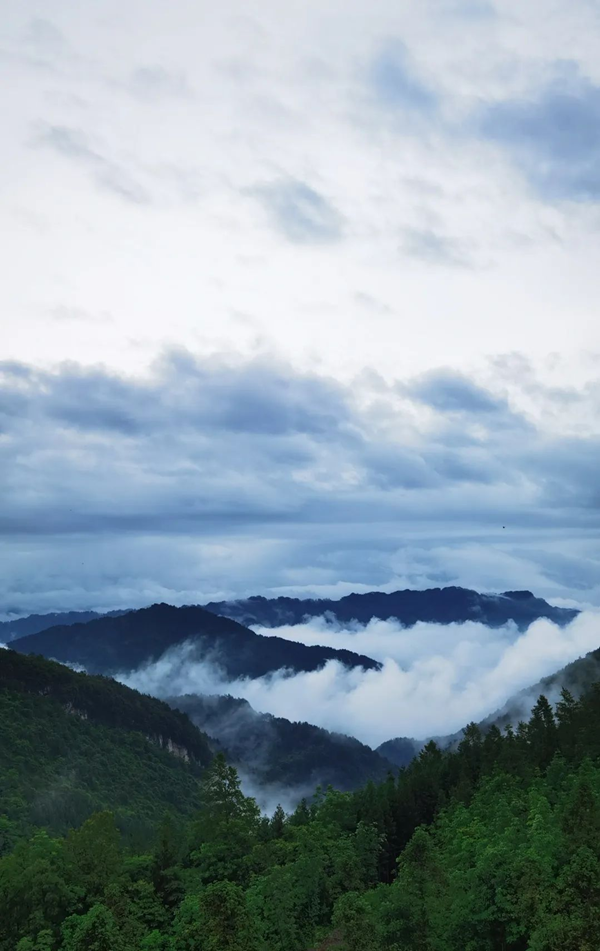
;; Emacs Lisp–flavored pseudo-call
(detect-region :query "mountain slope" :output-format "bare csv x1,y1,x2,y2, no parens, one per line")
476,645,600,733
375,736,422,768
166,693,393,792
205,586,577,630
11,602,379,677
0,609,127,644
5,587,576,647
378,644,600,761
0,649,213,841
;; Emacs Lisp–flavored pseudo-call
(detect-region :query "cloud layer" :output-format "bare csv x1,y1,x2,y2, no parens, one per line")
1,351,598,616
1,0,599,383
0,1,598,617
119,610,600,746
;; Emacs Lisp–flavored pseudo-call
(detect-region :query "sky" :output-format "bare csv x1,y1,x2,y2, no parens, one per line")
1,0,599,616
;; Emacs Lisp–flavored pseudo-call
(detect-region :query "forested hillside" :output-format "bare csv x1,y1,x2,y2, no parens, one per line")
12,603,379,677
379,643,600,762
0,650,213,846
4,643,600,950
167,693,392,791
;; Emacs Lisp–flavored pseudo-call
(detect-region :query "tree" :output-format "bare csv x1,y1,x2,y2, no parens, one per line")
333,892,378,951
171,895,205,951
190,755,260,885
65,812,122,902
61,903,124,951
527,695,558,769
0,830,76,951
269,804,286,839
152,817,185,912
198,881,257,951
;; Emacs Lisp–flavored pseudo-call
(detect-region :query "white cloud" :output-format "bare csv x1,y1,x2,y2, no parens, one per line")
118,610,600,747
0,1,598,386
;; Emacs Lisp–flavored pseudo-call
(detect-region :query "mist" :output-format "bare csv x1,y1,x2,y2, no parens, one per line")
118,611,600,747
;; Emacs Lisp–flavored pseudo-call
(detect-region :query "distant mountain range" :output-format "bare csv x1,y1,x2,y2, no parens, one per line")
2,586,577,649
0,609,127,644
205,586,578,630
3,587,586,790
167,692,393,792
11,602,380,677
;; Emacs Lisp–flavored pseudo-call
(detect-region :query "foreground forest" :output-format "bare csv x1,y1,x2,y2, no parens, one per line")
3,648,600,950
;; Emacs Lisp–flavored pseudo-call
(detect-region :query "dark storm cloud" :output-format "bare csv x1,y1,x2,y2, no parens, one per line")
27,354,353,438
251,180,343,243
404,369,510,415
0,353,598,613
478,65,600,201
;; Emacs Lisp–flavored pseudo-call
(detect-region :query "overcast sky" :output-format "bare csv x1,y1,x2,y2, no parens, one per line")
1,0,599,616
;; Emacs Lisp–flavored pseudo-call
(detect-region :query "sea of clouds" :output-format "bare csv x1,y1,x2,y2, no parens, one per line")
118,609,600,747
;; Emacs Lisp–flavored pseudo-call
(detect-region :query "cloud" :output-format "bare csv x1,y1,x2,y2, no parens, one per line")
34,124,150,204
400,228,470,267
251,180,343,243
117,610,600,746
405,368,509,414
478,64,600,201
127,66,192,100
369,42,438,113
0,352,599,616
440,0,495,16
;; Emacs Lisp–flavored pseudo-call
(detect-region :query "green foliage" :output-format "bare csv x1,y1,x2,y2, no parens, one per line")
7,649,600,951
61,903,125,951
0,655,213,843
188,753,261,886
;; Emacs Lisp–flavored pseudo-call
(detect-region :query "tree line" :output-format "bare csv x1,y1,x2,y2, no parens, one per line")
3,679,600,949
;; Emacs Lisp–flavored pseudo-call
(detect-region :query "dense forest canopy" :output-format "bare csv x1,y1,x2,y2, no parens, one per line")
4,644,600,950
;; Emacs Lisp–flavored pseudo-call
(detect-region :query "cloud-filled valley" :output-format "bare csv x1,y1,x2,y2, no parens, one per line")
119,609,600,747
2,2,600,947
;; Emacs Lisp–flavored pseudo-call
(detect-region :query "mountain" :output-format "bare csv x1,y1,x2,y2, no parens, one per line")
166,693,393,792
476,645,600,734
0,648,213,841
378,645,600,762
11,602,380,677
375,736,422,768
204,586,578,630
4,586,577,647
0,609,127,644
5,648,600,951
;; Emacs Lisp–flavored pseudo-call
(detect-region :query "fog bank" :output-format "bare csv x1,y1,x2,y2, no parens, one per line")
116,611,600,746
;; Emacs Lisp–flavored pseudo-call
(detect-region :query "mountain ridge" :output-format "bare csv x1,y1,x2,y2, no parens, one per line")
204,585,578,630
3,586,577,646
166,692,394,793
0,609,128,644
11,601,380,677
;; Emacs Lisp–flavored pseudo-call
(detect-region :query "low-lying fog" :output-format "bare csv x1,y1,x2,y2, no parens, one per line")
118,610,600,747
